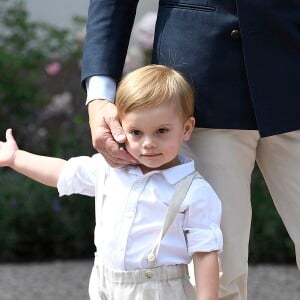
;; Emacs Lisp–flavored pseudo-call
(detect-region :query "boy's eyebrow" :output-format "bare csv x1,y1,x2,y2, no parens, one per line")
157,123,174,127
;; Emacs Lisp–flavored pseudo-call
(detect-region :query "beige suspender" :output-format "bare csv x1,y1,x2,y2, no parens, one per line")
147,171,203,269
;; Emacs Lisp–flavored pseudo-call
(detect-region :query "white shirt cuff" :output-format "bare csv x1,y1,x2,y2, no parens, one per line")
85,76,116,105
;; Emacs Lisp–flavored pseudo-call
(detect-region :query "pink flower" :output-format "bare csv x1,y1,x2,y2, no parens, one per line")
45,62,61,76
75,27,86,43
41,91,72,119
123,46,144,74
133,12,157,50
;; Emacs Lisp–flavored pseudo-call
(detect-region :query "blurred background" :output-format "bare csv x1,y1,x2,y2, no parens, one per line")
0,0,296,265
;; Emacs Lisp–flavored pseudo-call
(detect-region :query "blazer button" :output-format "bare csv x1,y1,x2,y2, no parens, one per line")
230,29,240,39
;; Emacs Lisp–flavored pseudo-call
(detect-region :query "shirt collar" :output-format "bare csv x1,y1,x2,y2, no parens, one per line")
126,154,195,184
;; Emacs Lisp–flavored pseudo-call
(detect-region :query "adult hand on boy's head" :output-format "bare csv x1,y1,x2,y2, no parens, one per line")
88,100,138,167
0,128,19,167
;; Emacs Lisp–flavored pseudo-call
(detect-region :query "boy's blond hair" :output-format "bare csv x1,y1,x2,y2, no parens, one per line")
116,65,194,121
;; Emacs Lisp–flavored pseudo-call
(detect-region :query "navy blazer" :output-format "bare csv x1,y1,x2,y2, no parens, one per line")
82,0,300,137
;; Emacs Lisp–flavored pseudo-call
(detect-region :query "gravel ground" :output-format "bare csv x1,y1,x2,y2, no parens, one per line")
0,261,299,300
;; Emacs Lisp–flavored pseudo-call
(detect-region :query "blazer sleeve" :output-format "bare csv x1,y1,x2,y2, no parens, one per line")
81,0,140,87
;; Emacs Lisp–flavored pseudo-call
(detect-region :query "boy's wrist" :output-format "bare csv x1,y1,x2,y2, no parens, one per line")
10,149,20,169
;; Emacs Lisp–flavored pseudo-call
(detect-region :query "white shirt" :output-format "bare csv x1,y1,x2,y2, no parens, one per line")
57,154,223,271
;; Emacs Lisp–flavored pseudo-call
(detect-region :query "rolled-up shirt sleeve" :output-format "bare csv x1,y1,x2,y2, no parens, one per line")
57,153,106,197
183,182,223,255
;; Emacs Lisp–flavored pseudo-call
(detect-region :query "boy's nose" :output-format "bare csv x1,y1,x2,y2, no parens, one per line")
143,137,156,148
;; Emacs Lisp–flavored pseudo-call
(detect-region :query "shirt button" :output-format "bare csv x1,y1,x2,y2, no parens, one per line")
147,253,156,262
230,29,240,39
135,182,142,189
145,270,153,278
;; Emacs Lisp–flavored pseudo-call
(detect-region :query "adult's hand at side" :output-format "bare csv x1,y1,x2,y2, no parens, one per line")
88,99,138,167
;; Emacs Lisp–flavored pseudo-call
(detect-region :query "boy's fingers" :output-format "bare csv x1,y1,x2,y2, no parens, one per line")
6,128,13,141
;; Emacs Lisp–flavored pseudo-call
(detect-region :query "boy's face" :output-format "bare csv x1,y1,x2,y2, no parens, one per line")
121,102,195,173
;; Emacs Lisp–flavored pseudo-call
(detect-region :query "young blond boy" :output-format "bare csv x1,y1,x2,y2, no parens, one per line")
0,65,222,300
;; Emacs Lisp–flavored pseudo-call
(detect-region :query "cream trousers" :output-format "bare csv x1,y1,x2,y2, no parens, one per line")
88,260,196,300
183,129,300,300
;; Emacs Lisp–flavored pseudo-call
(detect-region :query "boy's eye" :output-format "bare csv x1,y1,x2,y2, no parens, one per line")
130,130,141,136
157,128,168,134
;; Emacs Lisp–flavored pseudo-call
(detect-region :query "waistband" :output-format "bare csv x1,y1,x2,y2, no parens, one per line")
94,254,189,284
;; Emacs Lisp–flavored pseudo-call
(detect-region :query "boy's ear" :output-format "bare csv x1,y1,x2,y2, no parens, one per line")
183,117,195,141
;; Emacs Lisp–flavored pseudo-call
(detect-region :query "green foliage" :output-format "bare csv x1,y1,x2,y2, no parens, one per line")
0,0,95,261
249,167,295,264
0,170,95,262
0,0,85,138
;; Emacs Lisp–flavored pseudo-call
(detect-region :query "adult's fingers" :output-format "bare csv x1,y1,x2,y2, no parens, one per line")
88,100,137,166
97,135,137,167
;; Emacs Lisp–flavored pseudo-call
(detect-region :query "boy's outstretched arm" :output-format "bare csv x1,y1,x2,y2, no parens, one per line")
193,251,219,300
0,128,66,187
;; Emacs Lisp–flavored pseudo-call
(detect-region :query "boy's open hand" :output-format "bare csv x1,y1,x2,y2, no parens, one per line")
0,128,19,167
